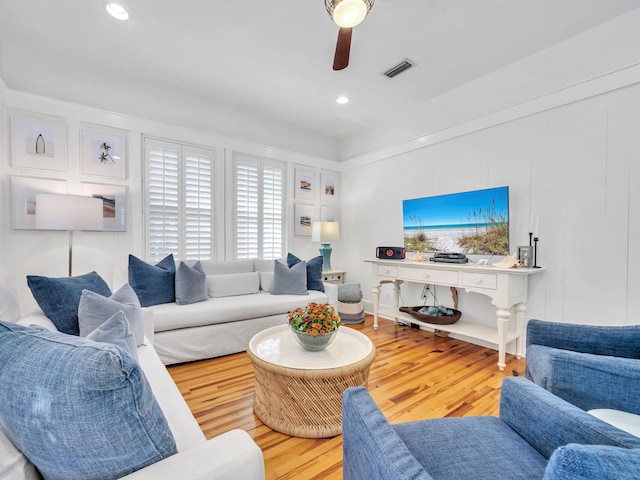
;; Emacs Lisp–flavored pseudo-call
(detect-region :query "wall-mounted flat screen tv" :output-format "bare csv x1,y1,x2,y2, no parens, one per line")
403,186,509,255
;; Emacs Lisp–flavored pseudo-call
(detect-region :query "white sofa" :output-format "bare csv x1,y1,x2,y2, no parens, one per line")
120,259,338,365
0,280,264,480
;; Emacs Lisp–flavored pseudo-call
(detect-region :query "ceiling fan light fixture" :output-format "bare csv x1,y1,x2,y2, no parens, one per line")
326,0,374,28
105,2,129,21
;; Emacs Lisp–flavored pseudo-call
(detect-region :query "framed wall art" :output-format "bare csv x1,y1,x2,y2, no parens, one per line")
81,127,127,179
81,183,127,232
517,245,533,268
294,204,315,236
320,170,339,202
294,167,316,201
11,116,67,172
11,176,67,229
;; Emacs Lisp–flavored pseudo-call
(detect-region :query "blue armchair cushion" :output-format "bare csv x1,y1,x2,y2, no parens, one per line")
526,319,640,358
545,444,640,480
128,254,175,307
395,416,548,479
287,253,324,292
526,344,640,415
0,321,176,480
26,271,112,335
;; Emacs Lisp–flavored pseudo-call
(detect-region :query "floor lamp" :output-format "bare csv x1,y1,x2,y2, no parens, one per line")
311,221,340,271
35,194,103,276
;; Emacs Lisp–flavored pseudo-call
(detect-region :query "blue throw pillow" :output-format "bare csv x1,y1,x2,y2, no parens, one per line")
175,261,208,305
27,271,112,336
86,311,139,361
271,260,308,295
78,283,144,346
287,253,324,292
0,321,176,480
128,254,176,307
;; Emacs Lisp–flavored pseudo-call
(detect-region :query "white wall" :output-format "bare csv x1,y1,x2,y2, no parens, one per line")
1,91,340,311
340,79,640,342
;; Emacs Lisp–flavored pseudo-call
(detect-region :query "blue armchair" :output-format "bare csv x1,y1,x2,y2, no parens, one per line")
342,377,640,479
525,319,640,415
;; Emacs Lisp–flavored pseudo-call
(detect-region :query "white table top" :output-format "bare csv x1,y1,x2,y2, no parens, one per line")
248,324,374,370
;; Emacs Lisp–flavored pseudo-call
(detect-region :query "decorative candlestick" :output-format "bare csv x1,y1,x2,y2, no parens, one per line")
533,237,541,268
529,232,533,247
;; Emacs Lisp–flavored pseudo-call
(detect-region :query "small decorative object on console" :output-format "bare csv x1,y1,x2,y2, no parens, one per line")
376,246,405,259
399,306,461,325
288,303,341,351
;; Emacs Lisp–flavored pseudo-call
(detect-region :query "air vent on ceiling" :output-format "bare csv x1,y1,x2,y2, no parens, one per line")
382,58,415,79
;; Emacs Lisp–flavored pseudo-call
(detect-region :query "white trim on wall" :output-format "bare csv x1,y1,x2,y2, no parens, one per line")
343,61,640,170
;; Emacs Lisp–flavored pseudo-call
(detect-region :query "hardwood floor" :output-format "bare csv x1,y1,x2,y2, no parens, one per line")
168,316,525,479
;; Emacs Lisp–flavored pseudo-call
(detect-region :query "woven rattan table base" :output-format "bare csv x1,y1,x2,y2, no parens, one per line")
248,345,375,438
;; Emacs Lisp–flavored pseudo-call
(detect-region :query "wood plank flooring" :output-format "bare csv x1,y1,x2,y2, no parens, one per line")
168,316,525,480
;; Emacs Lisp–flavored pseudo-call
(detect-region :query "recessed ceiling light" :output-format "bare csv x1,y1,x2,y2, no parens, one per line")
105,3,129,20
336,96,349,105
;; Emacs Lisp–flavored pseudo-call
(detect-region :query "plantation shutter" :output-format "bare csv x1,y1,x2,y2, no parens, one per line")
233,154,285,259
144,138,215,262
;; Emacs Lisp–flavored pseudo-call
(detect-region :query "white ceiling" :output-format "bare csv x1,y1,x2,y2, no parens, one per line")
1,0,640,145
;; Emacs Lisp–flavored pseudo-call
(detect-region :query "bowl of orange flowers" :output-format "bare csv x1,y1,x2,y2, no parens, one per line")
287,302,342,351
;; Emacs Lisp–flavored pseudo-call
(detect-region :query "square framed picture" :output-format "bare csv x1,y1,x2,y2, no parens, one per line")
321,170,339,202
517,246,533,268
81,183,127,232
11,116,67,172
294,167,316,201
11,176,67,230
294,204,315,236
81,126,127,179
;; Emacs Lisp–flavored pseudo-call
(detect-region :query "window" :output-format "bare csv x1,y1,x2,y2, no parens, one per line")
233,153,285,259
144,137,215,262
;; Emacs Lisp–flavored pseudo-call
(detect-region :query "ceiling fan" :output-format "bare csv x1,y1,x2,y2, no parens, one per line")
325,0,375,70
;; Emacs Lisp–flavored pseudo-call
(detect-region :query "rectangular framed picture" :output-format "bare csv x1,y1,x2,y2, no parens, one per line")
11,176,67,230
294,204,315,236
81,126,127,179
517,245,533,268
81,183,127,232
11,116,67,172
294,167,316,201
321,170,339,202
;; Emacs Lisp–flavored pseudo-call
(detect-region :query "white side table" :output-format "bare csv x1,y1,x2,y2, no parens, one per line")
322,270,346,284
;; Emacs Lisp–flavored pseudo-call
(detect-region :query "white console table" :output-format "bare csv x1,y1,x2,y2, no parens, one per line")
365,259,544,371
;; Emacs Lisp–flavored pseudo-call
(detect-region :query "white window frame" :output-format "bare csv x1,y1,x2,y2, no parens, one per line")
143,137,216,262
231,152,286,260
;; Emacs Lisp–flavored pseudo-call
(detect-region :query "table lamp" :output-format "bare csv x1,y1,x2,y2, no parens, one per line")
35,194,103,276
312,221,340,271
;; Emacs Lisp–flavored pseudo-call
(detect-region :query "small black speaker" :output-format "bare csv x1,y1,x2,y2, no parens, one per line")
376,246,406,260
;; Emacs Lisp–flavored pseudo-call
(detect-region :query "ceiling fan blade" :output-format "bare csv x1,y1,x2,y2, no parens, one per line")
333,27,352,71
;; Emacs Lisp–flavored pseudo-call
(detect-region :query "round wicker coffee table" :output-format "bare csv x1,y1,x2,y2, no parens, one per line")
247,324,376,438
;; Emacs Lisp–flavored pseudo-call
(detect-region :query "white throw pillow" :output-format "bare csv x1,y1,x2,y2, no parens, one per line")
589,409,640,438
0,279,21,323
207,272,260,298
259,272,274,292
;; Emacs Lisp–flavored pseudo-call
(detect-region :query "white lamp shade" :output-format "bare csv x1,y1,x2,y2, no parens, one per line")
312,221,340,242
35,194,103,231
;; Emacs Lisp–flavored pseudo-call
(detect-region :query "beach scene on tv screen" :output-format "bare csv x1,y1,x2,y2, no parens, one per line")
403,186,509,255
